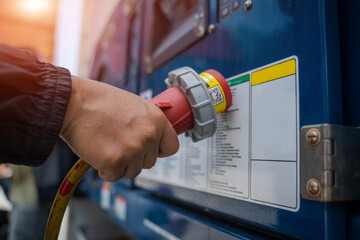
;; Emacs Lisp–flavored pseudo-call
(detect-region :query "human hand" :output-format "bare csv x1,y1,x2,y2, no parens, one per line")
60,76,179,181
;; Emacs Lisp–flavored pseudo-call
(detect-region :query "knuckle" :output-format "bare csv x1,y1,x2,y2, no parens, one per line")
142,124,157,141
126,139,143,155
150,105,165,122
102,146,127,169
102,146,116,162
105,151,123,165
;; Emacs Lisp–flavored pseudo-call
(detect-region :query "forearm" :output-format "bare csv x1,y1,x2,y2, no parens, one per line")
0,44,71,166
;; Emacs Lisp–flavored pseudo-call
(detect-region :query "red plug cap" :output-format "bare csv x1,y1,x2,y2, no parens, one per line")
150,87,194,135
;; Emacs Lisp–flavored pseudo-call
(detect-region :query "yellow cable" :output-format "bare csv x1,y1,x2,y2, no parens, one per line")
45,159,91,240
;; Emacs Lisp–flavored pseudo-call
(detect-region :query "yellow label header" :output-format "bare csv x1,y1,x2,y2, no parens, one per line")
251,59,296,86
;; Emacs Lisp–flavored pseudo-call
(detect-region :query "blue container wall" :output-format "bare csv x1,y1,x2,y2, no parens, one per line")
85,0,359,239
136,1,346,239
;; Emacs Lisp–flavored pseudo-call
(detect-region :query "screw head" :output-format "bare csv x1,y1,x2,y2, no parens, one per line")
208,24,216,34
306,179,321,197
244,0,252,10
306,128,321,146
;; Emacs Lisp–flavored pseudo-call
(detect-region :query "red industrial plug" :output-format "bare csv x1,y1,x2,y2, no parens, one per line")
150,67,232,141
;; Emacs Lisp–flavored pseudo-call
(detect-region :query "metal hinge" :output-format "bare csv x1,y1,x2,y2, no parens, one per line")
301,124,360,202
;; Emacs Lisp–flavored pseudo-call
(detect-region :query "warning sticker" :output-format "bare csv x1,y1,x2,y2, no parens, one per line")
100,182,111,210
138,56,299,212
114,196,127,222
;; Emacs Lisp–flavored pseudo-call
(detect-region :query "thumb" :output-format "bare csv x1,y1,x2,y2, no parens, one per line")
158,121,179,158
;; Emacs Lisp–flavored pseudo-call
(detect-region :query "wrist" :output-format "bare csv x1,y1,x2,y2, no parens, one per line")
60,75,85,137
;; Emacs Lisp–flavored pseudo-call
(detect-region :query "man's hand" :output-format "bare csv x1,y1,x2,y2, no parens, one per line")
60,76,179,181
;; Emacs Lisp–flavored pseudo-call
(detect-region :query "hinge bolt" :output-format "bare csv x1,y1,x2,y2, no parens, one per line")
306,179,321,197
306,128,321,146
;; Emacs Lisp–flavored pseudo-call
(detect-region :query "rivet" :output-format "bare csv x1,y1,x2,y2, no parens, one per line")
208,24,216,34
244,0,252,11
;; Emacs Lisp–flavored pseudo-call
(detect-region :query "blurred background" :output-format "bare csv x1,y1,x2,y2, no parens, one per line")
0,1,126,240
0,0,57,62
0,0,120,76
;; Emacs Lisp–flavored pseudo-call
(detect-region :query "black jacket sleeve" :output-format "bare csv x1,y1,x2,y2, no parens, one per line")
0,44,72,166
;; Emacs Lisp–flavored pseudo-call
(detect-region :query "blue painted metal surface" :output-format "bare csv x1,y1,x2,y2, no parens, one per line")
136,1,346,239
85,0,359,239
83,171,286,240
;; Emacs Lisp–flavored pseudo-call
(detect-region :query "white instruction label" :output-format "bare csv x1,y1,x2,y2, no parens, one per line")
138,56,299,211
